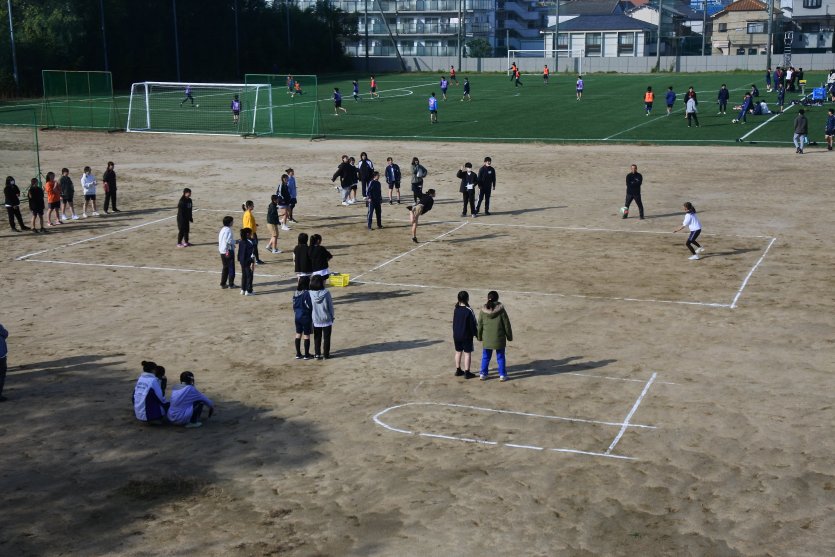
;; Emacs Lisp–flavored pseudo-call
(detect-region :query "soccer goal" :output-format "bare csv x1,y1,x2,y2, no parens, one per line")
126,82,273,136
0,107,42,184
507,50,563,75
245,74,322,138
41,70,124,131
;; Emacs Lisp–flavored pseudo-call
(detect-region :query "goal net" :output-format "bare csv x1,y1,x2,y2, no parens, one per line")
0,107,42,185
244,74,322,138
126,82,273,136
41,70,123,131
507,50,561,75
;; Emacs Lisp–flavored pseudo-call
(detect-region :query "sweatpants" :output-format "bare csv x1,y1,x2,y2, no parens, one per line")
104,188,118,212
475,188,491,214
240,264,254,293
480,348,507,378
624,193,644,218
220,251,236,286
686,229,702,254
177,219,190,244
314,325,332,358
6,205,25,229
461,190,476,215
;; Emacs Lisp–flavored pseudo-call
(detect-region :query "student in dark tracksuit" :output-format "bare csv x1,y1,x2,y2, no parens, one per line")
357,152,374,198
475,157,496,216
452,291,478,379
102,161,119,213
237,227,255,295
366,171,383,230
4,176,28,231
717,84,730,115
624,164,644,219
177,188,193,246
457,162,478,217
385,157,401,204
331,155,354,205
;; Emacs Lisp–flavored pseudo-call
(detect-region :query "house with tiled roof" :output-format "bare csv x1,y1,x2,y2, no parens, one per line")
710,0,783,54
546,14,657,56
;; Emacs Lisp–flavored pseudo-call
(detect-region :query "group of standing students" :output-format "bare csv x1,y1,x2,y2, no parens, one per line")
452,291,513,381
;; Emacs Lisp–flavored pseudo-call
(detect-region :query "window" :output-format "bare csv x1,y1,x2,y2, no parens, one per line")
747,22,765,34
585,33,602,55
618,32,635,54
802,22,821,33
557,33,568,49
803,0,822,8
718,23,727,32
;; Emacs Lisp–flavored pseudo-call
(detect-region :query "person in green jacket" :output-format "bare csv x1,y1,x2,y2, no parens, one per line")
477,290,513,381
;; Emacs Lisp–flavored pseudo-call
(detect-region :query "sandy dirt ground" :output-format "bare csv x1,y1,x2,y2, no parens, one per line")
1,130,834,556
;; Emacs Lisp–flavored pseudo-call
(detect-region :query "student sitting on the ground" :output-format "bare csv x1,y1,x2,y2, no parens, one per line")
168,371,215,429
133,361,168,424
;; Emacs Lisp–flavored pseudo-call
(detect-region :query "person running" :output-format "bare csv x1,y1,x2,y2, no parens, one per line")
514,67,523,88
231,94,241,124
457,162,478,217
276,174,292,231
294,81,303,96
665,86,676,116
717,84,730,115
732,92,753,124
644,86,654,116
452,290,478,379
461,77,471,102
475,156,496,216
286,167,298,223
407,189,435,243
825,108,835,152
180,84,195,107
440,76,449,101
176,187,193,247
366,171,384,230
4,176,28,232
576,75,584,100
218,215,236,289
58,168,78,221
286,75,295,96
102,161,119,214
793,109,808,154
168,371,215,429
352,80,361,101
410,157,427,203
685,95,700,128
385,157,401,204
357,152,374,198
370,75,380,99
428,92,439,123
509,62,518,82
237,227,255,295
477,290,513,382
332,154,354,206
132,361,168,424
309,234,333,279
673,202,704,260
449,65,458,85
293,276,314,360
27,178,45,233
294,233,312,277
543,65,550,85
44,172,62,227
265,195,281,254
309,274,335,360
623,164,645,220
333,88,347,115
80,166,99,217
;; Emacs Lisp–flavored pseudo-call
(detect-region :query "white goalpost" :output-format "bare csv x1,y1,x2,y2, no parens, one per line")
126,81,273,136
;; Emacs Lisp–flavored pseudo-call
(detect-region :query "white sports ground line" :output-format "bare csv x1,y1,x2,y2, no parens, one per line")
730,236,777,309
372,401,656,461
605,372,657,455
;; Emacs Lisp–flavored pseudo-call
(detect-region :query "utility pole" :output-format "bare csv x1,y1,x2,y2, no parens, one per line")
172,0,181,81
655,0,663,71
364,0,369,73
701,0,707,57
6,0,19,92
99,0,109,71
233,0,240,77
457,0,462,71
554,0,560,69
766,0,774,70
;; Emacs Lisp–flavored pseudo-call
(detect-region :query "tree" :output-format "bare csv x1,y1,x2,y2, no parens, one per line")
465,38,492,58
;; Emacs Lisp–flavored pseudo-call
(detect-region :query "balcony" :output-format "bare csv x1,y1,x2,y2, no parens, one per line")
345,43,461,56
377,0,495,12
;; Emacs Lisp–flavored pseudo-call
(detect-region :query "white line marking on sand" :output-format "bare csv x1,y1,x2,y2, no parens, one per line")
605,372,657,455
20,259,293,280
730,236,777,309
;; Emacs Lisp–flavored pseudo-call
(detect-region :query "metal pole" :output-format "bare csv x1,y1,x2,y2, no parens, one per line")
99,0,109,71
701,0,706,56
7,0,19,91
554,0,560,69
364,0,369,72
766,0,774,70
457,0,462,71
655,0,663,71
285,0,291,51
172,0,181,81
234,0,240,77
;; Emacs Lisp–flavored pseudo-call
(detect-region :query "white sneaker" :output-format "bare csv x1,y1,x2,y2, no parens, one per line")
241,289,246,295
273,248,282,253
281,225,291,231
81,213,88,218
689,254,700,260
71,214,79,220
92,211,99,216
696,247,705,254
60,215,67,221
342,201,349,206
185,421,203,429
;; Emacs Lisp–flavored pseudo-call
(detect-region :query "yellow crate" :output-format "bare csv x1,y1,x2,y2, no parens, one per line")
328,273,350,287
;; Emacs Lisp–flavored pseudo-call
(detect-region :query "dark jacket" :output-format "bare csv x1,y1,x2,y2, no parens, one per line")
293,289,313,322
332,161,354,188
58,175,74,198
367,179,383,204
276,183,291,206
237,238,254,265
294,244,313,273
452,305,478,341
177,196,193,222
457,169,478,194
717,88,730,102
309,245,332,272
3,183,21,207
794,114,808,135
385,163,401,185
477,302,513,350
626,172,643,195
28,185,44,212
478,165,496,190
103,168,117,190
266,202,279,225
417,193,434,214
357,158,374,183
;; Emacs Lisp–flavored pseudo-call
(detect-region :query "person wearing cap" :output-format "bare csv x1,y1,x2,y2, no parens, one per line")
168,371,215,428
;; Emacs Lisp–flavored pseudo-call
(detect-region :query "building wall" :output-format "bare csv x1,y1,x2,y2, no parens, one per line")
711,10,776,54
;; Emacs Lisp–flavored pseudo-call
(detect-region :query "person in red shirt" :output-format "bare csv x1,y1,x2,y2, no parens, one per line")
44,172,62,226
543,65,550,85
450,65,458,86
370,76,380,99
644,86,654,116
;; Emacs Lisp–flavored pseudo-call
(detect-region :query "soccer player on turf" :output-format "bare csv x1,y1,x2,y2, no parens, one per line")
825,109,835,151
543,65,549,85
665,86,676,116
429,92,438,123
440,76,449,100
231,94,241,124
370,75,380,99
352,80,361,101
514,67,523,88
333,88,347,115
576,76,584,100
717,84,729,115
644,86,654,116
450,65,458,85
461,78,471,101
180,85,194,106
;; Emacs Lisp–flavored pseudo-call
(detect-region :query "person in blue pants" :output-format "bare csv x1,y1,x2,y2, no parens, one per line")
477,291,514,382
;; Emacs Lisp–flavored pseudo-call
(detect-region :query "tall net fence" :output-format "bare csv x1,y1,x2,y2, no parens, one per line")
0,107,42,185
41,70,123,130
245,74,322,138
126,82,273,136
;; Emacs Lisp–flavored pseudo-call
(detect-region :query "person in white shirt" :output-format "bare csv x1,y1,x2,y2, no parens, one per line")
133,361,168,423
218,216,236,289
168,371,215,428
80,166,99,217
673,202,704,260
